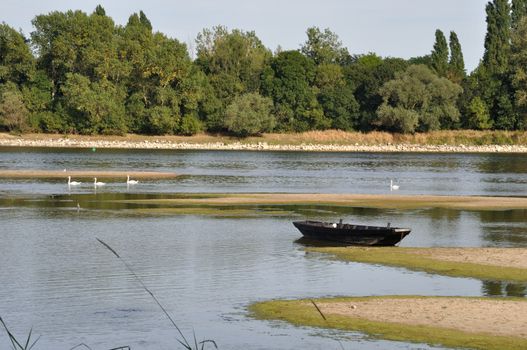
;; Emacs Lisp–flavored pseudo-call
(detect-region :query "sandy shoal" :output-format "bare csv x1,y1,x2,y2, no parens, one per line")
405,247,527,269
130,193,527,210
0,169,178,179
318,297,527,339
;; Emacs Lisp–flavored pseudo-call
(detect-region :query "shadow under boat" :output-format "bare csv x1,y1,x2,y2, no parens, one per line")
293,219,411,246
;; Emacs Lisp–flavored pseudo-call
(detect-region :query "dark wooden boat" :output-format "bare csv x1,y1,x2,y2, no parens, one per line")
293,220,411,246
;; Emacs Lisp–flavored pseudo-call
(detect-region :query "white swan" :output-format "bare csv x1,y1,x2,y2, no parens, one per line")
68,176,81,186
94,177,106,186
390,179,400,191
126,175,139,185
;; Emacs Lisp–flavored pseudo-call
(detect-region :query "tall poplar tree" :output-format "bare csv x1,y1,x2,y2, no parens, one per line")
512,0,527,28
483,0,511,74
448,31,465,83
430,29,449,77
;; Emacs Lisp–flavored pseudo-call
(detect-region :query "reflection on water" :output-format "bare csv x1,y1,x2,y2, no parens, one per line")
482,281,527,297
2,193,527,248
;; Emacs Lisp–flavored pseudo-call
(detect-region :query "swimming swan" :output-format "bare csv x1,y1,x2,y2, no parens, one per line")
68,176,81,186
94,177,106,186
126,175,139,185
390,179,400,191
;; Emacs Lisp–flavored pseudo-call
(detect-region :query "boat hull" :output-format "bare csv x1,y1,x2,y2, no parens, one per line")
293,220,411,246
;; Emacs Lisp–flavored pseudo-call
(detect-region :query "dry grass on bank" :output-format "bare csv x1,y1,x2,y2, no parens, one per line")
3,130,527,146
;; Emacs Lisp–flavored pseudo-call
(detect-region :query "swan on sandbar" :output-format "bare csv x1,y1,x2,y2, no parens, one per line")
68,176,81,186
126,175,139,185
94,177,106,186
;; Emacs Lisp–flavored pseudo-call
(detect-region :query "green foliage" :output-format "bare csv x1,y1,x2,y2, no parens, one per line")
179,114,202,136
262,50,326,131
448,31,465,83
483,0,511,74
315,63,359,130
466,96,493,129
224,92,275,137
430,29,449,77
61,73,127,134
376,65,462,133
196,26,270,94
146,106,176,134
512,0,527,28
300,27,350,65
0,83,29,132
345,55,409,130
0,24,35,86
511,16,527,129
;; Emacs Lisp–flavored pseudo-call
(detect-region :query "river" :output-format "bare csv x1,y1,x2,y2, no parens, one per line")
0,148,526,349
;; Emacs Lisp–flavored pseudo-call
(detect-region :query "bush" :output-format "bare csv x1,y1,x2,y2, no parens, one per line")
0,86,29,132
179,114,202,136
224,92,275,137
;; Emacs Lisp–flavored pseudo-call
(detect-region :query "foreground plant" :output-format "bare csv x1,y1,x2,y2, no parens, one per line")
96,238,217,350
0,317,39,350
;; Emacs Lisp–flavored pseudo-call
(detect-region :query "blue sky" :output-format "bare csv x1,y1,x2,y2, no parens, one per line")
2,0,488,72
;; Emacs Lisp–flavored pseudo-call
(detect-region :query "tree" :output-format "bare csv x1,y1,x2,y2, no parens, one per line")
476,0,516,130
224,92,275,136
448,31,465,83
512,0,527,28
0,83,29,132
314,63,359,130
0,23,35,85
61,73,127,134
300,27,350,65
511,16,527,129
261,50,326,131
375,65,463,133
344,54,408,130
430,29,449,77
466,96,493,129
195,26,271,130
196,26,270,95
483,0,511,74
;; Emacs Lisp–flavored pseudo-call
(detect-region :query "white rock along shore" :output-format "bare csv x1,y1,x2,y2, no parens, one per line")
1,137,527,153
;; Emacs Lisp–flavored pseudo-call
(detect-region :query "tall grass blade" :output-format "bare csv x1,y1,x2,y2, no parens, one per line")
96,238,193,349
0,316,25,349
310,300,345,350
310,300,326,321
200,340,218,349
69,344,93,350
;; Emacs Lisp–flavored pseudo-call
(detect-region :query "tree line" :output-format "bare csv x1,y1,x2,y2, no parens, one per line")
1,1,526,136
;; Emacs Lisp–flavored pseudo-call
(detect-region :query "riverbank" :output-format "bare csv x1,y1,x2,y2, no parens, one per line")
306,247,527,282
2,131,527,152
250,296,527,350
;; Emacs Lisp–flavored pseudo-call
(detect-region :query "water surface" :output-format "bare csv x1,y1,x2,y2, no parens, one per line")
1,148,526,349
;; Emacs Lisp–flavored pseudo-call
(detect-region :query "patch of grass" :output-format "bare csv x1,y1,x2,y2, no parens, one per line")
249,296,527,350
306,247,527,282
130,206,294,217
